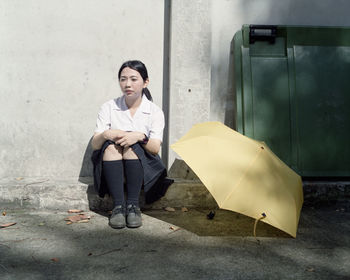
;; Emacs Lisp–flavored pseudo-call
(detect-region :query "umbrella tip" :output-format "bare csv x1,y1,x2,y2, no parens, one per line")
207,210,215,220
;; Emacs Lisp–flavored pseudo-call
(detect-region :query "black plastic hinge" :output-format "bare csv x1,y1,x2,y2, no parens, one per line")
249,25,277,44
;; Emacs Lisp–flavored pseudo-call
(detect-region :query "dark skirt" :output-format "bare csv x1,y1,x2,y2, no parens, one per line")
91,140,173,204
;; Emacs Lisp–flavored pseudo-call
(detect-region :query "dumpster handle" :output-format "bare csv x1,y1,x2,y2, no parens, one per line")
249,25,277,44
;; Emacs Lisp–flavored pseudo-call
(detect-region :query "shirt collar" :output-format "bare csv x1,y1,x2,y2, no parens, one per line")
118,94,151,114
139,94,151,114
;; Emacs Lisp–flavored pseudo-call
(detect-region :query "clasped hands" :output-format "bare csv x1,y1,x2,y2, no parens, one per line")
103,129,144,148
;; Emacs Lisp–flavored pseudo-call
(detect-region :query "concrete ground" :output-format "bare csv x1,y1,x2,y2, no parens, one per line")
1,200,349,280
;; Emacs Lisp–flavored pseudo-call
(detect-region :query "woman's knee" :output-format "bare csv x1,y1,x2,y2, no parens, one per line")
103,144,123,161
122,147,139,160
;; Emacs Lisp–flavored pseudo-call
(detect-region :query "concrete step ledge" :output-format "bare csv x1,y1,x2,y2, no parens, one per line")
303,180,350,205
0,177,217,211
0,177,349,211
0,178,90,210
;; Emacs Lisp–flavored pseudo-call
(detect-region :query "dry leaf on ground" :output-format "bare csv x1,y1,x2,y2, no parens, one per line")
181,207,189,212
77,219,90,223
306,267,315,272
15,177,23,181
79,214,91,219
2,211,6,216
65,213,91,224
164,207,176,212
0,222,16,229
50,258,59,262
68,209,83,213
169,226,181,232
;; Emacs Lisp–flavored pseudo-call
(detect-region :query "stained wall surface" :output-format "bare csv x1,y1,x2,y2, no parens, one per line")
168,0,350,167
2,0,350,176
0,0,164,178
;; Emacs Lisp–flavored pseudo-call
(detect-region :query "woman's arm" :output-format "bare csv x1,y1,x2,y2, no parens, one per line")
114,131,161,155
143,138,161,155
91,129,126,150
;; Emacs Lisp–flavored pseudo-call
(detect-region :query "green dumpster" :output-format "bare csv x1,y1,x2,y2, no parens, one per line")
230,25,350,177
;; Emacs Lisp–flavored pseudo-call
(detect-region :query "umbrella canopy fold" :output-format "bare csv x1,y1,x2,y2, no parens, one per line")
171,122,303,237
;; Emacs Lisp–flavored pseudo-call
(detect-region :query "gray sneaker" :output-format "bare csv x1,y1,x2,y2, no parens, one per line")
126,204,142,228
109,205,126,229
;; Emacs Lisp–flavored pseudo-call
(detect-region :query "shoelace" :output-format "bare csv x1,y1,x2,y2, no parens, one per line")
112,206,124,215
127,205,140,215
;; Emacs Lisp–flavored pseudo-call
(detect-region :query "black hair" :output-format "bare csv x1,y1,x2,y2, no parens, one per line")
118,60,153,101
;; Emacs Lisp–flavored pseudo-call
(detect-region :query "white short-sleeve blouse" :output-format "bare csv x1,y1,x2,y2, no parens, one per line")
94,95,165,141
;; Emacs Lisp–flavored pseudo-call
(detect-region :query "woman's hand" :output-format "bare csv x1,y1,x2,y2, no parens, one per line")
91,129,126,150
102,129,126,142
115,131,144,148
92,129,161,154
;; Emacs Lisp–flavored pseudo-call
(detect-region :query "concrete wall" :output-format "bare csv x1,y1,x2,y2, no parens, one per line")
2,0,350,177
167,0,211,168
0,0,164,178
168,0,350,167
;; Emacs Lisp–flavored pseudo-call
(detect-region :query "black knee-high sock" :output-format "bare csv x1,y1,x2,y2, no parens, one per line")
102,160,124,207
124,159,143,206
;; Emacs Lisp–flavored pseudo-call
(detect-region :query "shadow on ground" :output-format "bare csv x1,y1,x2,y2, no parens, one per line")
1,201,349,279
143,208,291,238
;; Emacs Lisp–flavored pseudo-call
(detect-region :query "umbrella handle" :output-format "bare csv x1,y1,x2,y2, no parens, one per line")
253,213,266,238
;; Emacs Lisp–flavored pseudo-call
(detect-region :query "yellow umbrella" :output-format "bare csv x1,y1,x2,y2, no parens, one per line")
171,121,303,238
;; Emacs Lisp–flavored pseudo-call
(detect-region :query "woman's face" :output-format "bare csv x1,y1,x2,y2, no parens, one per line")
119,67,148,100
